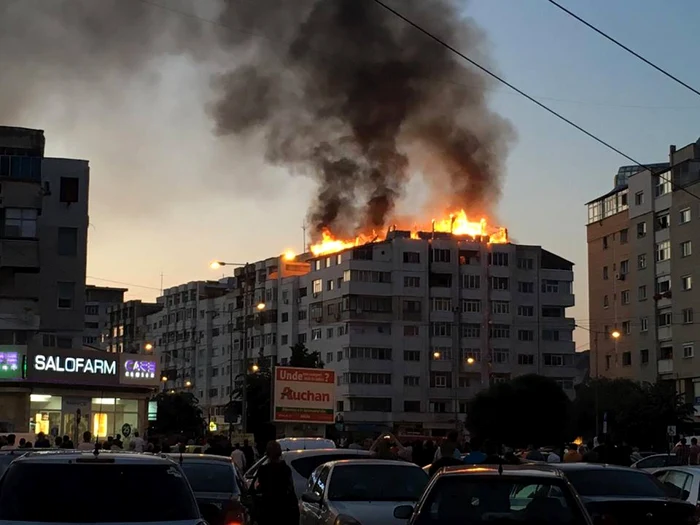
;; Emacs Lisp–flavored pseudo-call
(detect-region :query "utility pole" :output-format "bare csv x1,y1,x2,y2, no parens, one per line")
241,264,250,434
227,306,234,439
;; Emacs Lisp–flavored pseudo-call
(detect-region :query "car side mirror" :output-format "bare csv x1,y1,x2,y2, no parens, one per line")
302,492,322,504
393,505,414,519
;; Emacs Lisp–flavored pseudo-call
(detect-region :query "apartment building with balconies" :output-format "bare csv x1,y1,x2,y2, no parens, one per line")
84,285,126,348
105,300,162,355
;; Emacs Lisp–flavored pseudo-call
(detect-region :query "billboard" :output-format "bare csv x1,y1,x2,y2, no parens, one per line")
0,349,23,380
119,354,159,386
273,366,335,424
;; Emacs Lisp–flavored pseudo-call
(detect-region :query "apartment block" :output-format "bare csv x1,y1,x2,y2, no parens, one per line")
587,138,700,411
84,285,126,348
0,126,89,351
104,300,162,354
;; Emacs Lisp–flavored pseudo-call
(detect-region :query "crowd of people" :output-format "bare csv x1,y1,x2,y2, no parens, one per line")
0,430,148,452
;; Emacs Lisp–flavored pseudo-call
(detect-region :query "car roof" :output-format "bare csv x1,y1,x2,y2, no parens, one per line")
540,462,641,472
326,459,422,468
281,448,371,458
12,450,177,465
436,465,566,479
653,465,700,472
165,453,233,463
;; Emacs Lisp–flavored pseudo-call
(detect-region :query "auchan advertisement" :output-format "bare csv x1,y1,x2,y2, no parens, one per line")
273,366,335,424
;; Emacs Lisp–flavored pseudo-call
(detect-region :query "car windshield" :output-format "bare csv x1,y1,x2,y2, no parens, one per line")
416,476,586,525
0,452,22,478
565,469,666,497
291,453,369,479
180,461,239,494
328,464,428,501
0,462,200,522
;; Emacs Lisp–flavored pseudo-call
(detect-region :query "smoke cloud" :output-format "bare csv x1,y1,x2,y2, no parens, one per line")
0,0,513,238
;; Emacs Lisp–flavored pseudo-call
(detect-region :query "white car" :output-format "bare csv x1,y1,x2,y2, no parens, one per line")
277,437,336,451
0,449,204,525
244,448,372,498
652,466,700,503
631,453,683,470
300,459,429,525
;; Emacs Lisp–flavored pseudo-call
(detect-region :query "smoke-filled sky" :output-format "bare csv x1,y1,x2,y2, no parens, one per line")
2,0,700,348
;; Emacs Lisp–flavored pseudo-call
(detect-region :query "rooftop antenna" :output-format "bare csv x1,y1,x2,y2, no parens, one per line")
301,222,307,254
160,271,164,295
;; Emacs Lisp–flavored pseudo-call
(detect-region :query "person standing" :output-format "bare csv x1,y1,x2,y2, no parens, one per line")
525,444,545,462
231,443,246,472
77,431,94,450
690,438,700,465
673,437,691,465
241,439,255,468
61,435,74,449
254,441,299,525
564,444,583,463
434,431,462,462
1,434,17,450
131,431,145,452
35,432,50,448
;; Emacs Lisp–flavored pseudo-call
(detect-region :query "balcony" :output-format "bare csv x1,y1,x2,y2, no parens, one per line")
657,326,672,341
0,239,38,268
657,359,674,375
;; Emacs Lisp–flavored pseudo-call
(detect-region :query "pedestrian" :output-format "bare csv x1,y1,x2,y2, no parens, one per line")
525,444,545,462
231,443,246,472
593,435,612,464
434,431,462,462
254,441,299,525
582,441,599,463
54,436,63,449
18,438,26,448
114,434,123,449
616,440,632,467
132,431,145,452
563,444,583,463
462,438,487,464
1,434,17,450
370,432,404,460
690,438,700,465
61,435,74,449
348,439,364,450
673,437,691,465
547,450,561,463
241,439,255,467
35,432,50,448
77,431,94,450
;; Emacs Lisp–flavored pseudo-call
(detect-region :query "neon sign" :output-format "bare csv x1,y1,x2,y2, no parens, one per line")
124,360,156,379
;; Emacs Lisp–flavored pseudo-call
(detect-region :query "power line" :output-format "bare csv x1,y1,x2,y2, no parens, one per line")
546,0,700,99
370,0,700,203
86,276,162,291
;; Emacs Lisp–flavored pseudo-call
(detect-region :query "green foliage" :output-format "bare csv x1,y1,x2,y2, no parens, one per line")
152,391,205,437
571,378,695,448
467,374,572,447
289,343,324,368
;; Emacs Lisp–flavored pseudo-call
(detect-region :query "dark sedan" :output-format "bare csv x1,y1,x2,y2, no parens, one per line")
545,462,696,525
168,453,250,525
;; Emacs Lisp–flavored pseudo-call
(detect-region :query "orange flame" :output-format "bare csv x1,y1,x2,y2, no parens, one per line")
309,210,507,256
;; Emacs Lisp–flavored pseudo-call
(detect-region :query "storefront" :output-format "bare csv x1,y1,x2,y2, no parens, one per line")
0,347,159,443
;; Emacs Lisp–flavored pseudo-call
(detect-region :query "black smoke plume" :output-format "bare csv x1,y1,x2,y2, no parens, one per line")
213,0,514,237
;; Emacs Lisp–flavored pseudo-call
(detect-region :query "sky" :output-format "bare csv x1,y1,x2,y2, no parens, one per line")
14,0,700,349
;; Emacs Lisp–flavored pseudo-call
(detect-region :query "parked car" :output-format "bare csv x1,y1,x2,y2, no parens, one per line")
277,437,336,451
631,453,684,470
0,450,203,524
244,448,372,498
0,449,28,478
167,453,250,525
651,466,700,503
547,462,696,525
300,459,428,525
395,464,592,525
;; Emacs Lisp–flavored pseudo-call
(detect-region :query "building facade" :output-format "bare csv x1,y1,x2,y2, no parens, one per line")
151,234,575,436
84,285,127,348
104,300,162,355
587,139,700,411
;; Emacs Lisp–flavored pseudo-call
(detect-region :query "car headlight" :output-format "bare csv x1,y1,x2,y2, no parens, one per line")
335,514,362,525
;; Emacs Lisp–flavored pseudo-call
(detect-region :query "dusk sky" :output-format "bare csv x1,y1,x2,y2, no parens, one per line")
9,0,700,350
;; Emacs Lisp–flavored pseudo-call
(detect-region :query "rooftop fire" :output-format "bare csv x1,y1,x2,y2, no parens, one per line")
309,209,508,257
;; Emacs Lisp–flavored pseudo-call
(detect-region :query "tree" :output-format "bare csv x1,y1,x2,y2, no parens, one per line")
289,343,324,368
467,374,571,447
230,351,272,436
151,391,205,438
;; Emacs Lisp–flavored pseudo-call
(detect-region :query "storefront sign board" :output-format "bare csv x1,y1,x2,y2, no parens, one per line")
119,354,159,386
273,366,335,424
26,348,119,386
61,397,91,413
0,348,23,380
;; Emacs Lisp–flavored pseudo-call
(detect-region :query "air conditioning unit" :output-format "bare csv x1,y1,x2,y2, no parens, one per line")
616,273,625,281
313,293,320,298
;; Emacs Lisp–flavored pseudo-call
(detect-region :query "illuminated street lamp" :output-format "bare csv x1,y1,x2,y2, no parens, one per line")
611,330,621,339
251,364,260,373
433,351,441,359
185,380,192,388
144,342,153,351
209,260,247,270
256,302,266,311
466,357,475,365
161,375,168,382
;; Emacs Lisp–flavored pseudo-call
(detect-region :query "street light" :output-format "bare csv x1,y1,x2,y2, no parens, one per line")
161,375,168,382
144,342,153,351
251,364,260,373
466,357,475,365
185,380,192,388
433,351,441,359
256,302,266,311
611,330,621,339
209,260,247,270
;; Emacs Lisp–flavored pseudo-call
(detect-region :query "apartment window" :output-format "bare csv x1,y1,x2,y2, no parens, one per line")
462,275,481,289
518,354,534,365
655,173,671,197
621,290,630,305
431,249,451,263
656,276,671,294
603,295,609,308
404,376,420,387
60,177,80,203
337,325,346,336
542,306,563,318
431,298,452,312
344,372,392,385
346,347,392,360
640,349,649,364
326,328,333,339
461,299,481,313
619,229,628,244
680,208,691,224
462,348,481,363
489,252,509,266
337,277,343,289
57,282,75,309
311,329,322,341
325,257,331,268
461,323,481,338
684,343,695,359
298,309,307,320
658,310,672,327
637,221,647,238
403,300,421,314
541,280,559,293
542,329,559,341
326,279,335,291
620,260,629,274
4,208,37,238
638,254,647,270
403,350,420,361
490,277,509,290
518,281,534,294
430,322,452,337
493,349,509,364
281,334,288,345
489,324,510,339
603,266,608,280
640,317,648,332
517,330,534,342
622,321,631,335
634,191,644,205
404,325,419,336
55,227,79,256
683,308,694,324
403,252,420,263
518,305,534,317
661,346,673,360
655,241,671,262
312,279,322,294
492,301,510,314
682,275,693,291
655,211,670,231
544,354,572,367
431,347,452,361
85,305,99,316
298,333,307,344
681,241,692,257
404,276,420,287
404,401,421,412
430,372,451,388
517,258,533,270
429,401,447,413
622,352,632,367
602,236,608,249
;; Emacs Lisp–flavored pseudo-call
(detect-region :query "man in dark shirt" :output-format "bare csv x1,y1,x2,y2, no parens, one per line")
35,432,51,448
673,437,691,465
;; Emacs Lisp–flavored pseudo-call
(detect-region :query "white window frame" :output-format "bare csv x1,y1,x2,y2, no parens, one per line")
4,208,38,238
312,279,322,294
682,275,693,291
683,343,694,359
681,241,692,258
640,317,648,332
680,208,691,224
655,241,671,262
